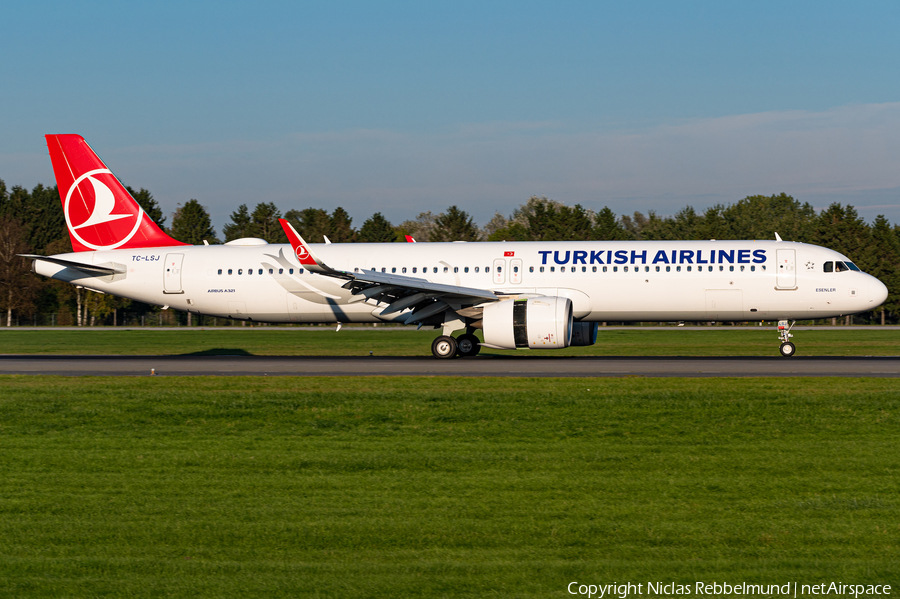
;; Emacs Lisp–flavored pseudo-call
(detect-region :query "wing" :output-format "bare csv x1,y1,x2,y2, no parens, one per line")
279,219,498,324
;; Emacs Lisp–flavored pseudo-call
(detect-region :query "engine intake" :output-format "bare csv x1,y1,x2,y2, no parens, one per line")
482,296,573,349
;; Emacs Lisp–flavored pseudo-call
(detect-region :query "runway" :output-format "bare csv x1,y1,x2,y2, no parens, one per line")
1,354,899,377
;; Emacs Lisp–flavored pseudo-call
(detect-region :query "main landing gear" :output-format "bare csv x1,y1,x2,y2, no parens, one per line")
431,333,482,359
777,320,796,357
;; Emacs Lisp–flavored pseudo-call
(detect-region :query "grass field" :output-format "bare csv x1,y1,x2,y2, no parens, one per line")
1,328,898,356
0,376,897,597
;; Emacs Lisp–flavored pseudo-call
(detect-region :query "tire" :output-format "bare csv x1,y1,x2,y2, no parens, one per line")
779,342,796,357
456,333,481,357
432,335,458,359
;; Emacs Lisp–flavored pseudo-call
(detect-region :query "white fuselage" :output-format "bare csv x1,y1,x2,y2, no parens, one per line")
36,239,887,323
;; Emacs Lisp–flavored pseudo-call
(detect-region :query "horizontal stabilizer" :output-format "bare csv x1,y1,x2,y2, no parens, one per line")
20,254,124,276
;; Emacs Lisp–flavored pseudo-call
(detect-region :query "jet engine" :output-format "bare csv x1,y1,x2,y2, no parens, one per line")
482,296,573,349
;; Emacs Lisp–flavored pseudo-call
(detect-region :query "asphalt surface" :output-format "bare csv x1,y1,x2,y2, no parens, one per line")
1,354,899,377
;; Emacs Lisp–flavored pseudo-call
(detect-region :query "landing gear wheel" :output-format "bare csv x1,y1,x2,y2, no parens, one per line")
456,333,481,357
779,342,796,357
432,335,458,359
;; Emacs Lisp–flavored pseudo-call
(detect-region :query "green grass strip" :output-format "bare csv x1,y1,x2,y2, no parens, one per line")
0,376,897,597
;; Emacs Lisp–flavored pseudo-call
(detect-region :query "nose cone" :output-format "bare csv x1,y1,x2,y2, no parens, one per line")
870,276,889,307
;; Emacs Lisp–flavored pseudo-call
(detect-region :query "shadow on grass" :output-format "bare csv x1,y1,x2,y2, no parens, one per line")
182,348,255,356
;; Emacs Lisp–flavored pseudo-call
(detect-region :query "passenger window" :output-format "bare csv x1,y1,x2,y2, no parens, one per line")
761,265,766,271
592,266,597,272
750,265,755,272
686,266,691,272
719,265,724,271
279,269,283,274
708,266,712,272
228,269,233,275
623,266,628,272
392,267,397,273
582,266,587,272
454,267,458,273
485,267,490,273
412,267,417,273
496,266,501,272
259,269,263,275
402,267,407,273
354,268,359,273
289,268,294,274
645,266,650,272
612,266,617,272
740,265,745,272
248,269,252,275
540,266,545,273
561,266,566,272
238,269,243,275
299,269,303,274
465,267,470,273
443,267,449,273
217,269,222,275
603,266,607,272
729,265,734,272
665,266,670,272
474,267,480,273
655,266,660,272
550,267,555,272
676,266,681,272
433,267,438,273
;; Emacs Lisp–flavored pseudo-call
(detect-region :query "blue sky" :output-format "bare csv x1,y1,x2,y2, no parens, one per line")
2,1,899,231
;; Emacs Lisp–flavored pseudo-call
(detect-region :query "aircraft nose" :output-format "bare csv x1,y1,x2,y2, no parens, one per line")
870,277,889,307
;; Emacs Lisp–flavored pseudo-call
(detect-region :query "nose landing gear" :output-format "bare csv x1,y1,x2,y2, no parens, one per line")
777,320,796,357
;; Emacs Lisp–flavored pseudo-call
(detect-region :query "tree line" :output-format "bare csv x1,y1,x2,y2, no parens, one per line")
1,176,898,325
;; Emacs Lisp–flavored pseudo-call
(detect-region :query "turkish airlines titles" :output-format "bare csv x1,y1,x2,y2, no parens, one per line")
537,248,767,266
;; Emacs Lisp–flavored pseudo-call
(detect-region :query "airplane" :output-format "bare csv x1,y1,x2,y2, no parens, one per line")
24,134,889,358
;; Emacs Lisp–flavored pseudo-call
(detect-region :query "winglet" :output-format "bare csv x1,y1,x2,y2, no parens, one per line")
405,235,416,243
774,232,783,242
279,218,326,271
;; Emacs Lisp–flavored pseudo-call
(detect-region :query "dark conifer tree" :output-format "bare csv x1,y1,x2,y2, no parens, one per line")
357,212,396,243
170,199,220,244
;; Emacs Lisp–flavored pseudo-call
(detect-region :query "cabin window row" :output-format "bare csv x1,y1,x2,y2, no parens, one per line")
216,268,304,275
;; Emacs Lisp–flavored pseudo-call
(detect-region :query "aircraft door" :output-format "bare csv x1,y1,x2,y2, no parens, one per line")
509,259,523,284
492,258,506,284
776,249,796,288
164,253,184,293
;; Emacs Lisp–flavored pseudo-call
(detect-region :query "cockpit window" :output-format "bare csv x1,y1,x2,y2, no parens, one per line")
823,261,833,273
846,262,861,271
835,261,850,272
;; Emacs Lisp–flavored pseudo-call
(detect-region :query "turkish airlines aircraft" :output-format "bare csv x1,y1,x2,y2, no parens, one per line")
26,134,889,358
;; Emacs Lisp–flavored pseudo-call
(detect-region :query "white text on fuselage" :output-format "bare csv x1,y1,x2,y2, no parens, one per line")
537,249,767,266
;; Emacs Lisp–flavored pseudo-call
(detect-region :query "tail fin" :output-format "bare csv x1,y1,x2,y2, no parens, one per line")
45,134,187,251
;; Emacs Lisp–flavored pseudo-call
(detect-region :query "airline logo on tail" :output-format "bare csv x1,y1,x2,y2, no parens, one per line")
65,169,144,250
46,134,188,252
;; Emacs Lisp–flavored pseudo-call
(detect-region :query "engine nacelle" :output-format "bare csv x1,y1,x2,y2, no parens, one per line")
482,296,573,350
570,321,598,346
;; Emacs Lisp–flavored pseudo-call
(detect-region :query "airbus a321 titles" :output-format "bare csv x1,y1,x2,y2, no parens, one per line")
24,135,889,358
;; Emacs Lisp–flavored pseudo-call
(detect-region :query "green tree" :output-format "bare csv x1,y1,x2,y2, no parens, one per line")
285,208,331,243
868,215,900,322
126,187,166,230
222,204,253,242
358,212,397,243
329,207,356,242
250,202,285,244
592,207,631,240
170,199,220,245
0,215,37,326
721,194,817,242
431,206,480,242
